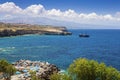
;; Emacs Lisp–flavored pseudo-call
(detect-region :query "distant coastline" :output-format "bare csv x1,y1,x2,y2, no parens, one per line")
0,22,72,37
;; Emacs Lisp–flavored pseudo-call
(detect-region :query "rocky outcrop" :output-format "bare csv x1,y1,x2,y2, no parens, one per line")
13,60,60,80
38,64,60,80
0,23,72,37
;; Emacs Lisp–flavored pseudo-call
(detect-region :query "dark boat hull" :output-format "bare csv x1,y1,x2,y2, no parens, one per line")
79,34,90,37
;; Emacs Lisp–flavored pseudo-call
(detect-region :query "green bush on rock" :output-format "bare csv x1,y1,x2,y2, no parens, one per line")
0,59,16,80
51,58,120,80
30,71,41,80
50,73,72,80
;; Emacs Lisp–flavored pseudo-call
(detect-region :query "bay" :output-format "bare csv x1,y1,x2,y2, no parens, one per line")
0,29,120,70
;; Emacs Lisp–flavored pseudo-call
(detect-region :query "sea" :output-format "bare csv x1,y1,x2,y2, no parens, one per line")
0,29,120,70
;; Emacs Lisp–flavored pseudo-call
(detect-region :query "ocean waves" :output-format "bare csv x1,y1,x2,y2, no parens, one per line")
0,47,15,54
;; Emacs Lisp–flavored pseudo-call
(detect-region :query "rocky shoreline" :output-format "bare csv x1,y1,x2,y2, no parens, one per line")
0,22,72,37
11,60,60,80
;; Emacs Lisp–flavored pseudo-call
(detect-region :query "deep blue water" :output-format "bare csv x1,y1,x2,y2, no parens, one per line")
0,29,120,70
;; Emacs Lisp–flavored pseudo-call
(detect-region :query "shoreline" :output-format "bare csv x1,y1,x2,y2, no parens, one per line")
11,59,61,80
0,22,72,37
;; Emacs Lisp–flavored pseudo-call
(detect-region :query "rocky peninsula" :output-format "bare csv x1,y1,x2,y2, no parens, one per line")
0,22,72,37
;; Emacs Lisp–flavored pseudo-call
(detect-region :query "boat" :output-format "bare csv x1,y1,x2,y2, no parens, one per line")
79,34,90,37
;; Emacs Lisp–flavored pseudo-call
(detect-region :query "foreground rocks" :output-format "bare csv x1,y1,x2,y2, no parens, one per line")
12,60,60,80
0,22,72,37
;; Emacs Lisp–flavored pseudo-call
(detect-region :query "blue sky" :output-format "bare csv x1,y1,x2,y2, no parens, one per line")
0,0,120,14
0,0,120,29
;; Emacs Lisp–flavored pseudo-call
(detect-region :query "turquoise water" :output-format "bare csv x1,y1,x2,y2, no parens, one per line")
0,29,120,70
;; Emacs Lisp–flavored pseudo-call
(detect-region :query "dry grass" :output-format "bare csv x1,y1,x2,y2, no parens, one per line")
0,23,65,32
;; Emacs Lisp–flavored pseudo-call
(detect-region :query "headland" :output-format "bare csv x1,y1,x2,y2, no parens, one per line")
0,22,72,37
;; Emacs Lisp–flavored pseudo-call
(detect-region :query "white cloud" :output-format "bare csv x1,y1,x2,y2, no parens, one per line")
64,9,78,17
0,2,120,28
24,4,45,16
47,9,62,16
0,2,22,14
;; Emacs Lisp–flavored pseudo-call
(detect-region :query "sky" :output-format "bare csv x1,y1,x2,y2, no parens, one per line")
0,0,120,29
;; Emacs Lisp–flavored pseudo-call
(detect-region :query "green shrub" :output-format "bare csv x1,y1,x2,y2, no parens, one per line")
50,73,72,80
0,59,16,80
30,71,41,80
50,58,120,80
68,58,120,80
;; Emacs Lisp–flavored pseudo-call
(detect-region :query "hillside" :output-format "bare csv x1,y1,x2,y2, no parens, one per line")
0,22,72,37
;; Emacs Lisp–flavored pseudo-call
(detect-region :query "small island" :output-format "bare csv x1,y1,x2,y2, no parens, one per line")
0,22,72,37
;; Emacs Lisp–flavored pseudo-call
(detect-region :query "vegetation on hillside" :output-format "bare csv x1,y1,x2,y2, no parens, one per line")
0,59,16,80
30,71,41,80
0,58,120,80
0,22,66,32
51,58,120,80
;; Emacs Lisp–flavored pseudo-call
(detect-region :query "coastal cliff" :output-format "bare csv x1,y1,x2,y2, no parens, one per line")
0,22,72,37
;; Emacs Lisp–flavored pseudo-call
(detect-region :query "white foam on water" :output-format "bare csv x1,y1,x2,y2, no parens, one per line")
23,46,50,49
0,47,16,54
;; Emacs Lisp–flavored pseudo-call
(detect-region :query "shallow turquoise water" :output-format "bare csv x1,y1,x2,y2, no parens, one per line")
0,29,120,70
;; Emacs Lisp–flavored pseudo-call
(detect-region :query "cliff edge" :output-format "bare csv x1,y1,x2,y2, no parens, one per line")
0,22,72,37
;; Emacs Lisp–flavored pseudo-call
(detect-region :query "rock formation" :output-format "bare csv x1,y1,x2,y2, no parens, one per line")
0,22,72,37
